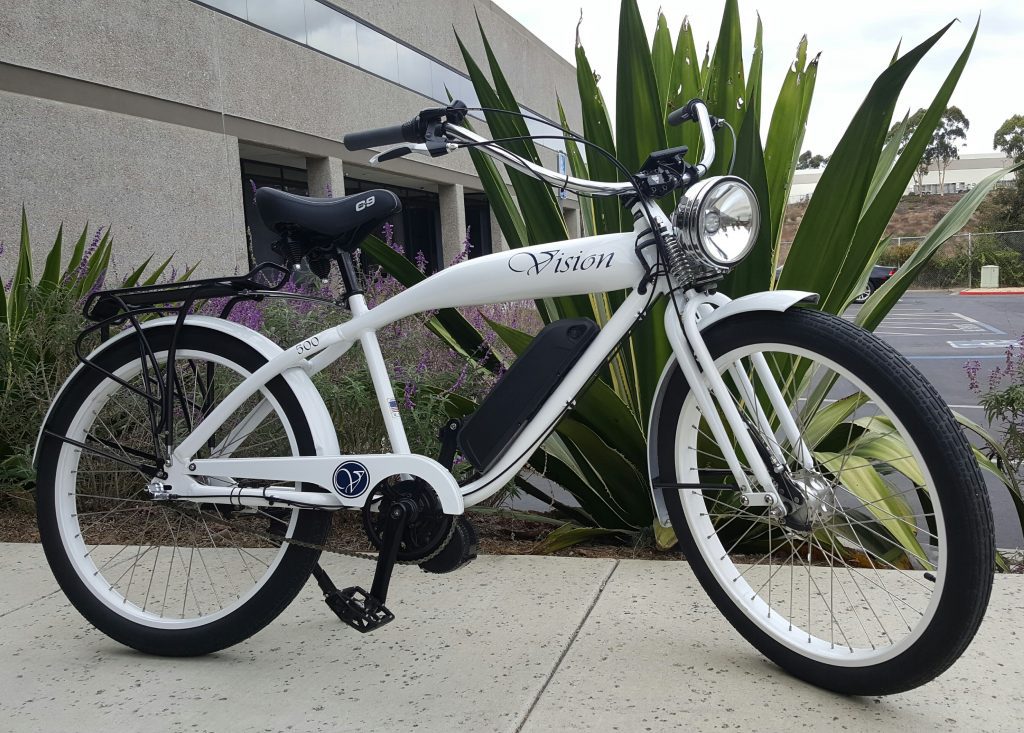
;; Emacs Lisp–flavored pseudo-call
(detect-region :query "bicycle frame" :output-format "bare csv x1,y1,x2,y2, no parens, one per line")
39,103,816,520
154,198,814,520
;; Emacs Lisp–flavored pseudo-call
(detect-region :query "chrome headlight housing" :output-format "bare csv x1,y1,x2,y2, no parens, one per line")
671,175,760,275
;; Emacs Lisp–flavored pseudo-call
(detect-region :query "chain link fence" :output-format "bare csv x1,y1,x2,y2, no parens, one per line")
881,230,1024,289
779,230,1024,290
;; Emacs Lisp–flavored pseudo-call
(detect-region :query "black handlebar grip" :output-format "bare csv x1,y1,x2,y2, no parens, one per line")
343,119,421,151
667,105,692,126
667,100,698,127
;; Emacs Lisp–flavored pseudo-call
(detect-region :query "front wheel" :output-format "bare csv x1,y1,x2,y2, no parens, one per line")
654,308,994,694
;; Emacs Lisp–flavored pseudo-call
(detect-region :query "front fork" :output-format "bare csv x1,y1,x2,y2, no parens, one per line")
663,290,815,514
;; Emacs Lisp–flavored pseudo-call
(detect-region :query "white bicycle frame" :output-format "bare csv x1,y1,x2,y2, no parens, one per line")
124,114,817,520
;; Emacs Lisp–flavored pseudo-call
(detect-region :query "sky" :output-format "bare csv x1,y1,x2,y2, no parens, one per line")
491,0,1024,156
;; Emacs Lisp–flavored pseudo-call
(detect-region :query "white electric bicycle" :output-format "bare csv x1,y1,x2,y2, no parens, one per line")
35,100,994,695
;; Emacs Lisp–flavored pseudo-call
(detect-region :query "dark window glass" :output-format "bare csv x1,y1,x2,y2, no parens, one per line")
247,0,307,43
464,194,493,259
304,0,358,63
356,22,398,79
397,44,432,98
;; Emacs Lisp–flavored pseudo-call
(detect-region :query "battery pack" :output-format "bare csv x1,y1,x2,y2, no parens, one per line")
458,318,599,473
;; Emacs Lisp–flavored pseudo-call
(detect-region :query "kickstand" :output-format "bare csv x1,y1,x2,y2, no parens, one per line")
313,495,418,633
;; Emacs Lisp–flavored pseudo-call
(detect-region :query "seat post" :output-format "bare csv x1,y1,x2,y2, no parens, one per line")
336,251,363,299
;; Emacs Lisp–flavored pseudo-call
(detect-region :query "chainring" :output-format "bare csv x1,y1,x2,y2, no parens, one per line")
361,478,456,562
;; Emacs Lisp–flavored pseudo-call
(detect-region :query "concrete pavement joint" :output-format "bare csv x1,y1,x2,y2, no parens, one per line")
514,559,620,733
0,589,61,618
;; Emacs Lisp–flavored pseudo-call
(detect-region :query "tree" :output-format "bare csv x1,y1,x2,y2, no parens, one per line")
887,109,930,189
886,106,969,193
993,114,1024,163
796,150,829,169
978,114,1024,231
930,105,969,193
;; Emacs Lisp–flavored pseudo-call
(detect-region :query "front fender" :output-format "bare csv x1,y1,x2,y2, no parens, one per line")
645,290,818,526
34,315,340,466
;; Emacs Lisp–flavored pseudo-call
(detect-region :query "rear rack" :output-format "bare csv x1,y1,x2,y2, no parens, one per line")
82,261,291,323
68,262,332,478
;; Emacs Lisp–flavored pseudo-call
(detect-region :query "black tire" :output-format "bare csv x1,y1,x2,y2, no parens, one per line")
36,324,332,656
655,308,994,694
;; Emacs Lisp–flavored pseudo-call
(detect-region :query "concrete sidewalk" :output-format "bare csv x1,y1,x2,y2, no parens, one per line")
1,542,1021,732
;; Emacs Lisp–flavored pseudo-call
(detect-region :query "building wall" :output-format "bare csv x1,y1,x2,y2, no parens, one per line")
0,91,247,277
0,0,581,278
788,153,1016,203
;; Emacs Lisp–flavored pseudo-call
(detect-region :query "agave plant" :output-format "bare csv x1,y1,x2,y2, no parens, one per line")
0,209,188,488
364,0,1022,555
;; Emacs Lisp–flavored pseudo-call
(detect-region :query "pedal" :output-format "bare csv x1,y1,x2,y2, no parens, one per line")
324,586,395,633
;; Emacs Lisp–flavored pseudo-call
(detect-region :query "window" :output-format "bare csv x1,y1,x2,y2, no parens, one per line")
397,44,433,98
305,0,358,63
195,0,563,151
247,0,307,44
201,0,245,17
356,22,399,80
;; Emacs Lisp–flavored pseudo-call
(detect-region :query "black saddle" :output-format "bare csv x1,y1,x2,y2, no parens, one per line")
255,187,402,252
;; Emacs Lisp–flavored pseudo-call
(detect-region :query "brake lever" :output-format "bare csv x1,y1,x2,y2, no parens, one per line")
369,142,455,166
370,146,414,164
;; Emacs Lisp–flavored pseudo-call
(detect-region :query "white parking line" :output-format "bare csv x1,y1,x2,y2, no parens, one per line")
951,312,1006,335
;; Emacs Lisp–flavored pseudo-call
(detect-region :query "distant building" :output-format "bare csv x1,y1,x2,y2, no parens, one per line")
788,153,1016,203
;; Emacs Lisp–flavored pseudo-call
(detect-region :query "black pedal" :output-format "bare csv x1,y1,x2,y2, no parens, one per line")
324,586,395,633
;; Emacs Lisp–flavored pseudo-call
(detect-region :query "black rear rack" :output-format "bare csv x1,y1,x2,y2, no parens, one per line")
68,262,330,478
83,261,291,323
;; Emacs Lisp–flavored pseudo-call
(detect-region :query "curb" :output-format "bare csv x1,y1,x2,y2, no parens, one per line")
959,288,1024,296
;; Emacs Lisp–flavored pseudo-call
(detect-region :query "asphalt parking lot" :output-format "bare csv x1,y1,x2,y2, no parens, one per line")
848,291,1024,548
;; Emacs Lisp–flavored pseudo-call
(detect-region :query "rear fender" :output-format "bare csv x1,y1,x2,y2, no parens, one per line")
34,316,339,466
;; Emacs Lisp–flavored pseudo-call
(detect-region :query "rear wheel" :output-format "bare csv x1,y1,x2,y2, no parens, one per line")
36,325,332,656
655,308,994,694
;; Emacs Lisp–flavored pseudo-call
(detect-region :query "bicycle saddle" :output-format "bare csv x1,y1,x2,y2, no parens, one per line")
255,187,402,251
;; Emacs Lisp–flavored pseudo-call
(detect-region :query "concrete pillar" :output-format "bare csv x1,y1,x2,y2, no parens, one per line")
563,205,581,239
306,155,345,198
439,183,466,266
489,206,506,252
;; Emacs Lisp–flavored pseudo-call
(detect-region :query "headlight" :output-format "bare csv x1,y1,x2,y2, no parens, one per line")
672,176,759,270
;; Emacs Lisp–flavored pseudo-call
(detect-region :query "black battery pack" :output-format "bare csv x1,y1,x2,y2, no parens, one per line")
458,317,600,473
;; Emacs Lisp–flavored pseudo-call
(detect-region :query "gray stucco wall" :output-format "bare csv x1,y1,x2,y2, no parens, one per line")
0,92,246,279
0,0,582,278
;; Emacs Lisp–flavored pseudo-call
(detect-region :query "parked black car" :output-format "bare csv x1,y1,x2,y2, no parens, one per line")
855,264,898,303
774,264,897,304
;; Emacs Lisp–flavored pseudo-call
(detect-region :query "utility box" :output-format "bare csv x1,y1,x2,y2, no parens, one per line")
980,265,1000,288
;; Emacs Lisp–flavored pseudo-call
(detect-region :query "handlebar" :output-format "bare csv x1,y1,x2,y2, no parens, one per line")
667,99,717,176
344,98,718,196
343,120,422,151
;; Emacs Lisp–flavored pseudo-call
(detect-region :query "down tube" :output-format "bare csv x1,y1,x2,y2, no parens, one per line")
458,286,660,507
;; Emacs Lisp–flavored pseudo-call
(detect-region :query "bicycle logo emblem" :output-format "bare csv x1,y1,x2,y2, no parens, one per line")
332,461,370,498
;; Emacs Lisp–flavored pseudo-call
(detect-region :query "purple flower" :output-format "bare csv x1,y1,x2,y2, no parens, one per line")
448,227,473,266
73,226,105,281
964,360,981,393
